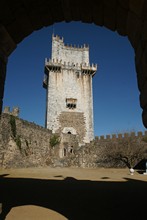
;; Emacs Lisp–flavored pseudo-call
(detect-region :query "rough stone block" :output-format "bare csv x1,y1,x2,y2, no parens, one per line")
140,81,147,109
118,133,123,139
126,11,142,49
104,0,117,8
124,133,129,138
100,135,104,140
118,0,129,10
130,132,136,137
103,6,116,31
0,25,16,56
116,6,128,36
138,131,143,136
129,0,145,17
106,135,110,139
93,2,104,26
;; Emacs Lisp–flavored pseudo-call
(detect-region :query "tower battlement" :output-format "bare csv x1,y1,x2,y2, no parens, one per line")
3,106,19,117
52,34,89,50
44,58,97,74
51,35,90,65
52,34,64,43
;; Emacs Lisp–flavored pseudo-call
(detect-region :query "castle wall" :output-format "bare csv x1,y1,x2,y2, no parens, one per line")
0,113,52,168
95,131,147,141
1,112,147,169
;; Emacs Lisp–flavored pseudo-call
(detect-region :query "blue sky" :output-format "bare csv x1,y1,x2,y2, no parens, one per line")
3,21,146,137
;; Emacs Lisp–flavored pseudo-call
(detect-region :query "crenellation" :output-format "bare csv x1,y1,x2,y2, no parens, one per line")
106,135,111,139
138,131,143,136
52,34,64,43
112,134,117,139
130,132,136,137
3,106,10,114
124,133,129,138
100,135,105,140
118,133,123,139
95,131,147,141
3,106,19,117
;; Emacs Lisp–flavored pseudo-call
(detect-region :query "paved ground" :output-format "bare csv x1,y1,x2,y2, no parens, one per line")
0,167,147,220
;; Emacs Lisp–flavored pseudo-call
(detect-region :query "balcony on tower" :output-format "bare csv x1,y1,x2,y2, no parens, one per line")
44,58,62,74
81,63,97,76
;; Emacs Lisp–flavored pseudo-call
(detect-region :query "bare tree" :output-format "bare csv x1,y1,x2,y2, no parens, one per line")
99,134,147,169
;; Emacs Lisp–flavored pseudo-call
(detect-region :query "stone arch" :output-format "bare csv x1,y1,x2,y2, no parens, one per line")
0,0,147,127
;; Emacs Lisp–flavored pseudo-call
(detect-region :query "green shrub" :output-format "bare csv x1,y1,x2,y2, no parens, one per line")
50,134,60,148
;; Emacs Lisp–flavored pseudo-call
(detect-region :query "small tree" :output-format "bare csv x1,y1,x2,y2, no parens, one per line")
50,134,60,148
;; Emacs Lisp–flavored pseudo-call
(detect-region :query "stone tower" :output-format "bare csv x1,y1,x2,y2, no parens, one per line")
43,35,97,145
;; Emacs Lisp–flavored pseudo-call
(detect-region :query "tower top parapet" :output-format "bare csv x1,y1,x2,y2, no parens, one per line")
52,34,64,43
51,35,92,65
52,34,89,49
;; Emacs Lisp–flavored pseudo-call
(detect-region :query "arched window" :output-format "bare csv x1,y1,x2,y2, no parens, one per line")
64,148,67,157
70,146,73,154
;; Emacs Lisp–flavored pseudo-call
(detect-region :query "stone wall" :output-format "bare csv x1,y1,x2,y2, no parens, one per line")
57,112,86,145
0,113,52,168
1,112,147,169
58,132,147,168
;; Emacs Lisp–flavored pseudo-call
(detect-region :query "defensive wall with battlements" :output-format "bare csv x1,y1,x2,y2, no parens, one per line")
0,106,147,168
95,131,147,141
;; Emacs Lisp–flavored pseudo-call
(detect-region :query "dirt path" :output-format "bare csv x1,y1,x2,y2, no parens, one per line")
0,167,147,220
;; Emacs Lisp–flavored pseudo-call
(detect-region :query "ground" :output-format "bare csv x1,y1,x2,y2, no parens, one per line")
0,167,147,220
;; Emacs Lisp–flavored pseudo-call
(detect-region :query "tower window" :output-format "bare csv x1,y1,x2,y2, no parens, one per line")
66,98,77,109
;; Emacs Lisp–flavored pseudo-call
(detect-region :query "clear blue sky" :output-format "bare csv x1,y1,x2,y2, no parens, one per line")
3,21,146,137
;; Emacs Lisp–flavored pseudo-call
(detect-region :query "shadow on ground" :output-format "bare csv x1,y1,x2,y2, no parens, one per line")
0,175,147,219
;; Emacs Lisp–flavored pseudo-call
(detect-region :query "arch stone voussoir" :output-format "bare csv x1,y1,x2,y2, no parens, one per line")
142,108,147,128
126,11,142,49
129,0,145,17
116,5,128,36
103,5,116,31
140,81,147,109
135,43,146,91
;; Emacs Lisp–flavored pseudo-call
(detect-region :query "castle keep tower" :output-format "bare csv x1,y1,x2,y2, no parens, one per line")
43,35,97,145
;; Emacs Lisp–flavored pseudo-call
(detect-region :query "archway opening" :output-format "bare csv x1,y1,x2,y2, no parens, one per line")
3,21,145,137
